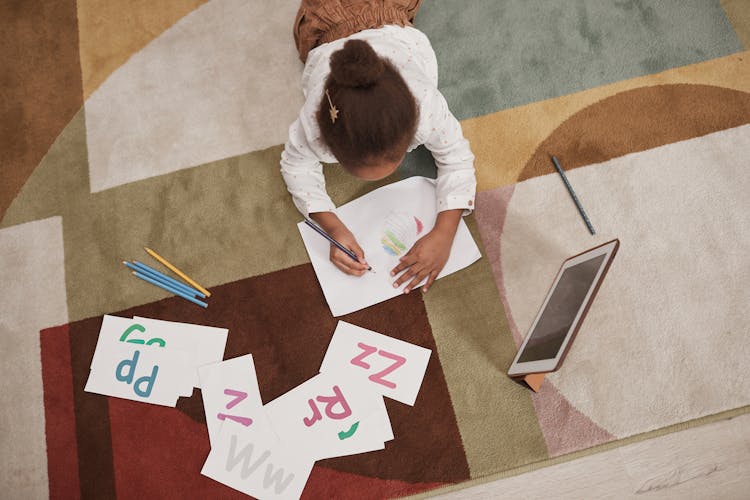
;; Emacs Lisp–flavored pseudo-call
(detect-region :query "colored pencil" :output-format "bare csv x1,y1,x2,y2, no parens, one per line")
144,247,211,297
133,260,205,298
132,260,203,297
123,261,206,298
303,219,373,272
551,156,596,235
132,271,208,308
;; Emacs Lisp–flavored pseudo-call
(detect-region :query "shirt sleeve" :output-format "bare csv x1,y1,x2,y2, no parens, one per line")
423,91,477,214
280,118,337,216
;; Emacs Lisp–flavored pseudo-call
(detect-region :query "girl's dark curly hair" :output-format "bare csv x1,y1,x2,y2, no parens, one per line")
317,39,418,169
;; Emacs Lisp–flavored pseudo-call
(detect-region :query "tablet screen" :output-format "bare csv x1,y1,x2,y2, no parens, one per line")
517,254,606,362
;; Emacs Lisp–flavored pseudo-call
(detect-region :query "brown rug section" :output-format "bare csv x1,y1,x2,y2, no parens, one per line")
69,315,117,499
0,0,83,218
67,264,469,492
518,84,750,180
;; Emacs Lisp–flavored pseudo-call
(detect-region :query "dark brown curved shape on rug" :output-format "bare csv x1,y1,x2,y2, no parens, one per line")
58,264,469,498
519,84,750,180
0,0,83,218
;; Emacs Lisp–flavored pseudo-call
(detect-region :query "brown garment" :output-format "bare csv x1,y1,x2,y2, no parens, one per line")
294,0,423,63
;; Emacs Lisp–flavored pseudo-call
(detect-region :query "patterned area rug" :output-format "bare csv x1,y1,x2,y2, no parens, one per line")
2,1,749,498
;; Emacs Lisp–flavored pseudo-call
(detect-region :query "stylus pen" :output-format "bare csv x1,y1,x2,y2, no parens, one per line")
551,156,596,235
303,218,373,272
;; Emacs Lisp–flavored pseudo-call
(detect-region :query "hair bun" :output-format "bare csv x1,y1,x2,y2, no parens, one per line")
329,39,385,88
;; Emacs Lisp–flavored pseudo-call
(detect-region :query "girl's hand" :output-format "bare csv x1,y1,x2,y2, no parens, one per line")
390,209,463,293
328,226,368,276
309,211,368,276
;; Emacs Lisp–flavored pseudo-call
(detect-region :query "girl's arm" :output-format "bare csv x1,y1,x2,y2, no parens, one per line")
280,118,337,216
388,91,476,293
280,119,368,276
423,91,477,216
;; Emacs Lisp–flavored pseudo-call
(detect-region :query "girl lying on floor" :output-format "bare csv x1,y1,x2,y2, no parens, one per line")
281,0,476,294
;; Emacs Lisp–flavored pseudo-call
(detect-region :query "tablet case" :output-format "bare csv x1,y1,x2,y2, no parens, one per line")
509,239,620,392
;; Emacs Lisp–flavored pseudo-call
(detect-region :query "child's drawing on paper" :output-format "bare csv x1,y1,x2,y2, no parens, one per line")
380,212,424,257
297,177,482,317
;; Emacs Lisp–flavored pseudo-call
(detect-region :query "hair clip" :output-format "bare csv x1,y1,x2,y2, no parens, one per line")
325,89,339,123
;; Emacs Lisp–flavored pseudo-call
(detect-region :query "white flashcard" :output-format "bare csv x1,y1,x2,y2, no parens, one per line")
91,315,195,396
134,317,228,389
320,321,432,406
198,354,263,448
320,393,394,460
264,373,382,460
368,394,394,443
85,342,191,407
202,408,314,500
298,177,481,316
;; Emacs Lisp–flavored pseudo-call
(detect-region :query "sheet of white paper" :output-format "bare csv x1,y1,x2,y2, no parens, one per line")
198,354,263,448
298,177,481,316
264,373,382,460
90,315,194,396
202,409,314,500
134,317,228,389
319,321,432,406
85,342,191,407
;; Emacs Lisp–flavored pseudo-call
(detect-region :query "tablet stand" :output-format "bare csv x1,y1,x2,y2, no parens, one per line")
516,373,546,392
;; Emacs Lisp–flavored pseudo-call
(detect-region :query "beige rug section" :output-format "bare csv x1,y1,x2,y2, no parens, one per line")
77,0,208,98
0,217,69,499
84,0,303,193
500,125,750,438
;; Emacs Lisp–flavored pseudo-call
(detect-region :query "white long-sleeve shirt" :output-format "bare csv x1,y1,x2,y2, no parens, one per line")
280,24,476,216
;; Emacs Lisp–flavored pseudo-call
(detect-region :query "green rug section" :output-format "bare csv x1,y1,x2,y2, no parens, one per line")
0,110,394,323
415,0,743,121
422,217,547,476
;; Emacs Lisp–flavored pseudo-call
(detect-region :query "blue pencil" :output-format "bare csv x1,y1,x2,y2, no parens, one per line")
131,271,208,308
125,260,206,298
551,156,596,235
124,261,202,297
303,218,373,272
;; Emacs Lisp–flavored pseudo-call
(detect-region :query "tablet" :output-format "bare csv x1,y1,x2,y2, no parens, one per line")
507,239,619,377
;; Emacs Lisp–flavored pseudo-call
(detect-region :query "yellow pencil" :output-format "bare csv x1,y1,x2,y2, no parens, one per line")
144,247,211,297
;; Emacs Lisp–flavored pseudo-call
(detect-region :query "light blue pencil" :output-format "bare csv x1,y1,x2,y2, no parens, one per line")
127,260,206,298
124,261,202,297
131,271,208,308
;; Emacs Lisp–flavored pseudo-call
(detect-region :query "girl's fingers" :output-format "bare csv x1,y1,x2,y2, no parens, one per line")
351,242,368,267
404,269,429,294
333,258,358,275
332,249,366,275
391,252,418,277
422,271,439,293
394,264,423,287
